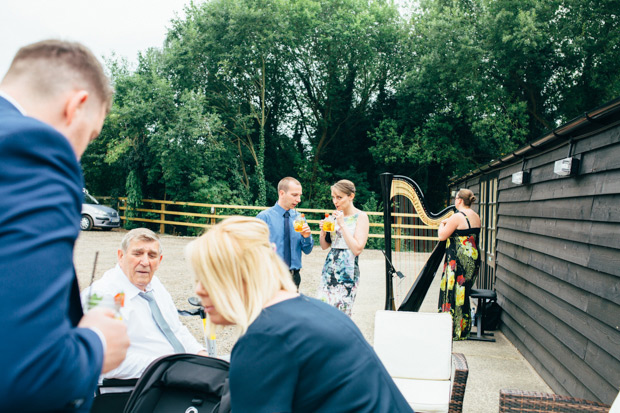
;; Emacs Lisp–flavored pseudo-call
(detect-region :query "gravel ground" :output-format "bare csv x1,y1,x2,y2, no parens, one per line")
74,228,387,356
74,228,552,413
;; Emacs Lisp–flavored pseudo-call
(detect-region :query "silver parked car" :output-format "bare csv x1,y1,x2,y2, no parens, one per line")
81,189,121,231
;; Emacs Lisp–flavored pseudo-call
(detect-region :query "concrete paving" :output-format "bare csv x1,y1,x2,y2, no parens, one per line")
349,249,552,413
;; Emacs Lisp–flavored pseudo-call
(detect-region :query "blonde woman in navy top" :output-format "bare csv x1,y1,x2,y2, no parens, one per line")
188,217,411,413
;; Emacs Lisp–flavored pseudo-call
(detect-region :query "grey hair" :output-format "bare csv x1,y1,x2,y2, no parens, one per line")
120,228,162,254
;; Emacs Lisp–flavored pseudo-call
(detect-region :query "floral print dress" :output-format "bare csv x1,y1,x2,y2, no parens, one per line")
438,212,481,340
317,213,360,316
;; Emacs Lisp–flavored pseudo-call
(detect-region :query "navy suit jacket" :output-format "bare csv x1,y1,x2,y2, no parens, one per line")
0,97,104,412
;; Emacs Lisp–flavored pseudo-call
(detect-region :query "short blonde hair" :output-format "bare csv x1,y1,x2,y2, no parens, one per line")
187,217,296,334
3,39,113,112
277,177,301,193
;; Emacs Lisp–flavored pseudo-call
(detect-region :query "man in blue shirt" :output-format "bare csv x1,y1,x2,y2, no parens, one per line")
257,177,313,288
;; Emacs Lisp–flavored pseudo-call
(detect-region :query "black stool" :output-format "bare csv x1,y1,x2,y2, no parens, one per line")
468,289,497,342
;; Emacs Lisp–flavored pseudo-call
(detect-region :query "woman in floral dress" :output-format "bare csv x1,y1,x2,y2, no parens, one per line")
317,180,369,316
438,188,481,340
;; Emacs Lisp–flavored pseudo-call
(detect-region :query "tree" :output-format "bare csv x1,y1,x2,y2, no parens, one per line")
283,0,408,202
369,0,620,209
165,0,293,205
83,49,235,210
83,0,620,215
545,0,620,120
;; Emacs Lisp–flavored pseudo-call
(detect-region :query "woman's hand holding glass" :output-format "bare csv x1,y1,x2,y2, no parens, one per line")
321,213,335,233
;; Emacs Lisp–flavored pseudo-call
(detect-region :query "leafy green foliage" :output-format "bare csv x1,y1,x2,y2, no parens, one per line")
368,0,620,209
125,170,143,230
81,0,620,229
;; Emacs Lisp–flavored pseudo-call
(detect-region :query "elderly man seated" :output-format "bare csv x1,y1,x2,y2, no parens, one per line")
82,228,207,379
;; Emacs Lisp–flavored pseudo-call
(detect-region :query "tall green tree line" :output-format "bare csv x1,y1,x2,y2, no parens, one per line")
82,0,620,220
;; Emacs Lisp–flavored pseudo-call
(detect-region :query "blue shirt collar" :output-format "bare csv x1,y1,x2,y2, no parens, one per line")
273,202,296,217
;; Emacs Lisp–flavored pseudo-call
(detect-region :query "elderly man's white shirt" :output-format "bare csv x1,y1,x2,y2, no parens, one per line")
81,264,205,379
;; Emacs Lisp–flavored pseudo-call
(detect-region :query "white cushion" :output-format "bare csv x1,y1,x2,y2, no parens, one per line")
392,377,451,413
610,390,620,413
374,311,453,380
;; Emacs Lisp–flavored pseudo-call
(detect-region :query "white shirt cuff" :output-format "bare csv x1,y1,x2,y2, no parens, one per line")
88,326,107,353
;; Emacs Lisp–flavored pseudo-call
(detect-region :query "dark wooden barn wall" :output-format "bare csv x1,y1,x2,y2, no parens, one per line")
492,124,620,404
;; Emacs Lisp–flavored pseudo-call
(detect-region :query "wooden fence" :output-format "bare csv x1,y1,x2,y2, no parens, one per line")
100,197,440,243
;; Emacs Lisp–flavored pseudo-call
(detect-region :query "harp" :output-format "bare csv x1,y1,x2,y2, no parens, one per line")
380,173,455,311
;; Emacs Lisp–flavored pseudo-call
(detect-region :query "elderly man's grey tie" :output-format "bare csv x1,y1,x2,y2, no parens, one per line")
139,291,185,353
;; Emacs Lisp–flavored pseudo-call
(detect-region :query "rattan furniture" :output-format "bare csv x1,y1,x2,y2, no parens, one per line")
449,352,469,413
499,389,613,413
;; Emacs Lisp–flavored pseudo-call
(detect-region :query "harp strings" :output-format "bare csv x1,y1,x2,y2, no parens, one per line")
392,193,403,309
391,181,425,309
389,178,455,309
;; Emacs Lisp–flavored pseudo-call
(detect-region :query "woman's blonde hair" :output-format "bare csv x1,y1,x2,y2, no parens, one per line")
331,179,356,196
457,188,477,206
187,216,296,334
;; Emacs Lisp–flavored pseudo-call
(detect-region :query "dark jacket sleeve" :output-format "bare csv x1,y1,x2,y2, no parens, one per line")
0,116,104,412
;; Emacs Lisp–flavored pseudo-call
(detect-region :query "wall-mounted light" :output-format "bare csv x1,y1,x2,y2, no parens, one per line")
512,157,530,185
554,157,580,176
554,140,580,177
511,170,530,185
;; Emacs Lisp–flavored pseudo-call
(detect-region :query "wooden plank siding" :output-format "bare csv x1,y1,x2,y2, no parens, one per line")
451,101,620,405
494,133,620,404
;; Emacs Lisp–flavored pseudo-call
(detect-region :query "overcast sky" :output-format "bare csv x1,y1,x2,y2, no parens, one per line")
0,0,191,78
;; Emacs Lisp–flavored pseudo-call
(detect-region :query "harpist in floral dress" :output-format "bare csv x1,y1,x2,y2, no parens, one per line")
438,189,481,340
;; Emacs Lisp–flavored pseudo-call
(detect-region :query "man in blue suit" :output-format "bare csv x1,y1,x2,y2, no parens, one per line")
0,40,129,412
